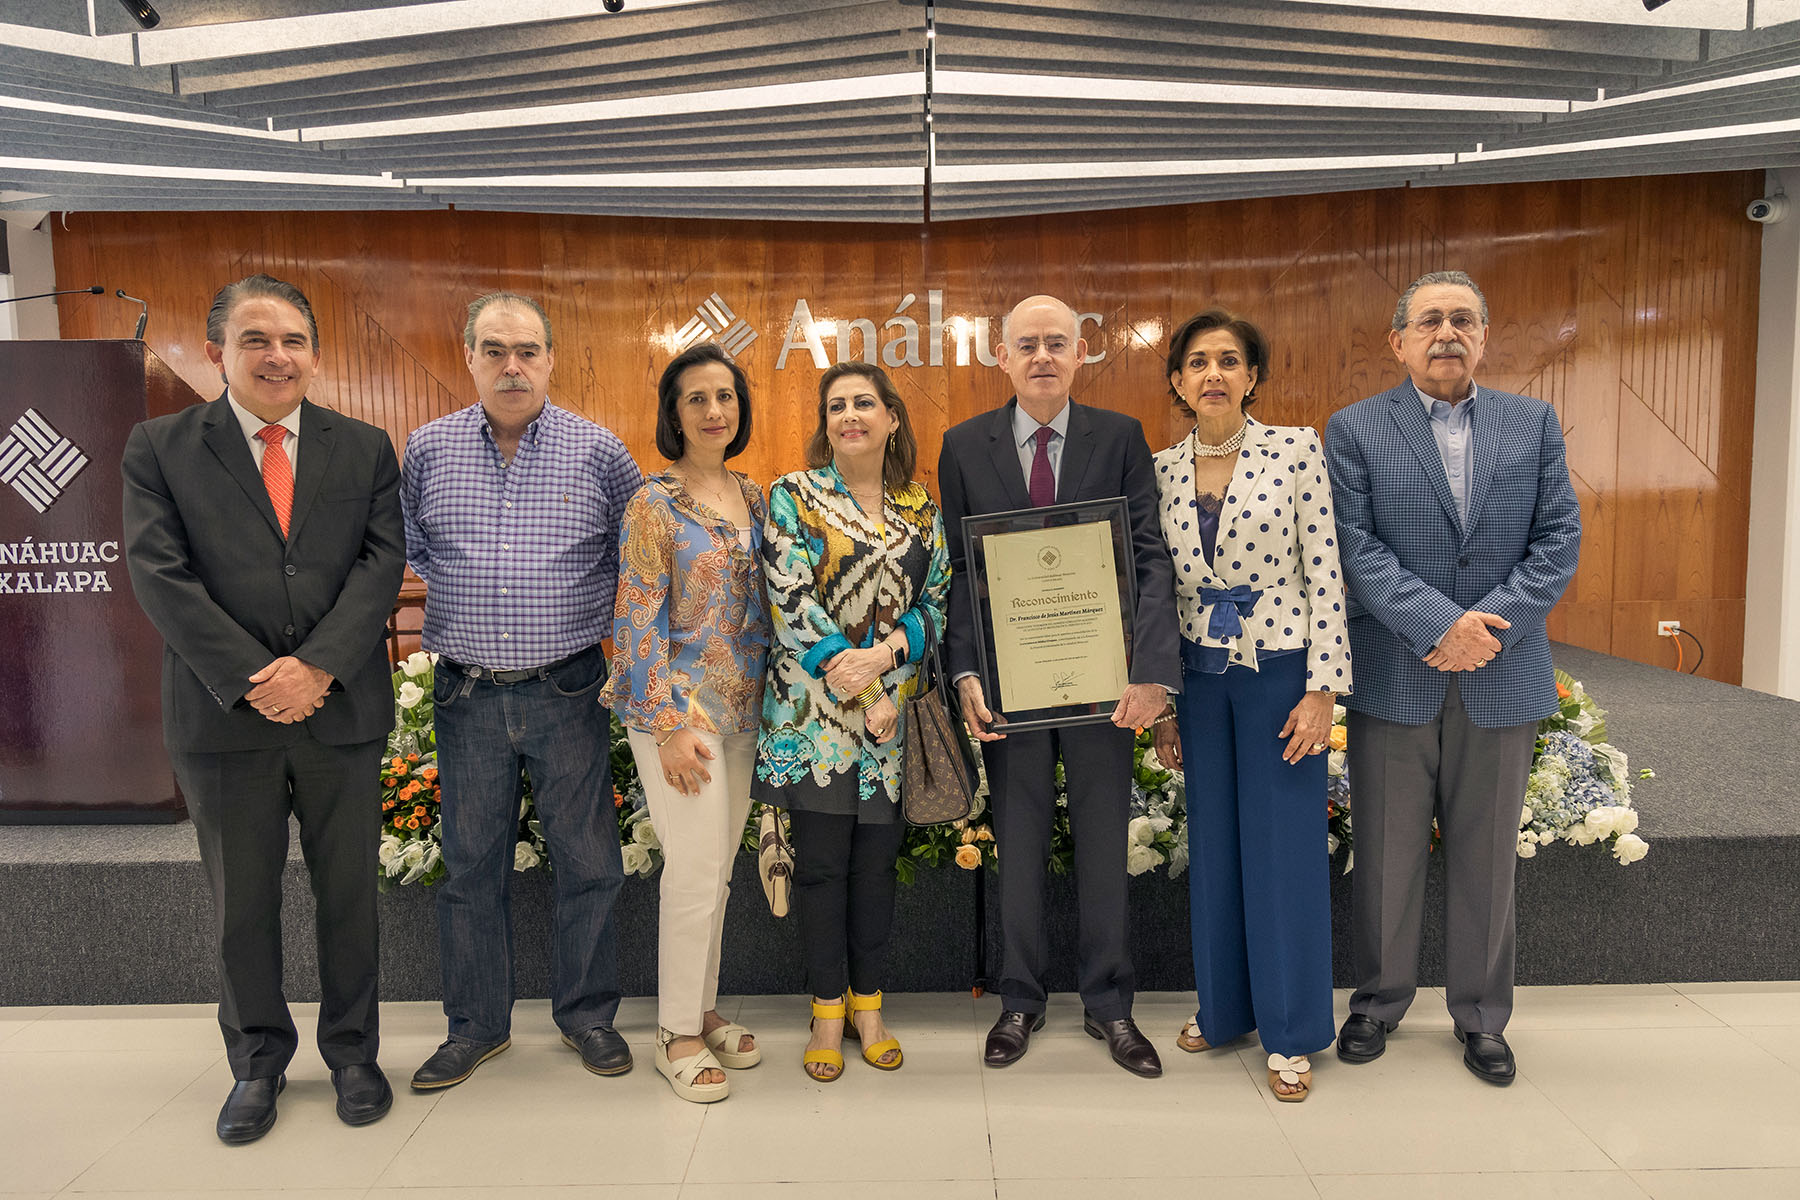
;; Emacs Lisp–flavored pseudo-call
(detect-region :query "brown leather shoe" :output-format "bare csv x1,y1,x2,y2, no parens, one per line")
984,1010,1045,1067
1083,1013,1162,1078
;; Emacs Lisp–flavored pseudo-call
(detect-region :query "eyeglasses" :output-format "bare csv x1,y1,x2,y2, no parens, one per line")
1404,310,1482,335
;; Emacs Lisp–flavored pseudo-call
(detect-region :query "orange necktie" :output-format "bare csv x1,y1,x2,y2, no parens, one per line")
257,423,293,537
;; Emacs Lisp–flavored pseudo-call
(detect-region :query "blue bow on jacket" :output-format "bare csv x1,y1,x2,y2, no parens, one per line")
1199,584,1261,639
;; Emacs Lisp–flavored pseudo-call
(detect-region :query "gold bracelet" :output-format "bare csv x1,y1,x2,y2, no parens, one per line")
856,681,884,709
1153,712,1177,726
655,728,680,747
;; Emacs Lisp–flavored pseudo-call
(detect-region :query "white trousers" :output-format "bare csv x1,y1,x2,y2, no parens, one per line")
626,727,758,1035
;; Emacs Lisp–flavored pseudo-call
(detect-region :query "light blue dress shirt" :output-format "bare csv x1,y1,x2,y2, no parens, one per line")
1415,380,1476,523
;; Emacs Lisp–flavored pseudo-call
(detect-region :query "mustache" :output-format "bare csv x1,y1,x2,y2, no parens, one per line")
1429,341,1468,359
494,378,534,391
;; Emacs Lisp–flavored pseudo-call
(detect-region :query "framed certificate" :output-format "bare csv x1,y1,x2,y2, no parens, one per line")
962,497,1137,732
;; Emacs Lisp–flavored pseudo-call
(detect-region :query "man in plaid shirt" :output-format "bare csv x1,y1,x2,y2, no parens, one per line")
400,292,643,1090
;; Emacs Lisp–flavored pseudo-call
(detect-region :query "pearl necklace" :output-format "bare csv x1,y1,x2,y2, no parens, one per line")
1192,421,1247,458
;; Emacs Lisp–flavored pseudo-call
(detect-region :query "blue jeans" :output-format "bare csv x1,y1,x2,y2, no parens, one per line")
432,646,623,1043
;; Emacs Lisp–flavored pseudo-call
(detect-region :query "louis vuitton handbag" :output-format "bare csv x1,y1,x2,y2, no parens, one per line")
900,632,978,826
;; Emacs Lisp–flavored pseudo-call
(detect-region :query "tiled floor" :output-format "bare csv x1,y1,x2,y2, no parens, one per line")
3,985,1797,1198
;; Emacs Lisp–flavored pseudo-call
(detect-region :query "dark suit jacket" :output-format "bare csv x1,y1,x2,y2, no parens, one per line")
122,395,406,754
938,398,1179,698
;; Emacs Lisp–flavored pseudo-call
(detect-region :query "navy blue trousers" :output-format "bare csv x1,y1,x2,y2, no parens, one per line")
1177,645,1334,1057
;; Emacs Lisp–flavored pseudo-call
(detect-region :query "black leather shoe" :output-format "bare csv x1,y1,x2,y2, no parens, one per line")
216,1075,284,1145
1336,1013,1397,1064
411,1037,511,1090
563,1025,632,1076
332,1063,393,1125
1083,1013,1163,1078
984,1010,1046,1067
1455,1027,1517,1086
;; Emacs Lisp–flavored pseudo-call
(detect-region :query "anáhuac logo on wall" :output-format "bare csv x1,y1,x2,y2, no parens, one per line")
1,408,88,513
679,289,1108,370
0,406,119,596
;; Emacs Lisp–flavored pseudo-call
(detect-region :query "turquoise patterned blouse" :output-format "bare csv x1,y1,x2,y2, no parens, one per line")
754,466,950,821
601,470,771,737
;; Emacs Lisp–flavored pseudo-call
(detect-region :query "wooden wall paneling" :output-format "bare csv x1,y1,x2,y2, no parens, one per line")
45,171,1763,683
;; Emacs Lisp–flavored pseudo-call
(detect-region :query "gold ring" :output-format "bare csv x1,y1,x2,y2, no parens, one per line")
272,707,282,714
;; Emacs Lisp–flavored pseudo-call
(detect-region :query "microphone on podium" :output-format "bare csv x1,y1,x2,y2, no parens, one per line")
116,290,150,339
0,284,106,305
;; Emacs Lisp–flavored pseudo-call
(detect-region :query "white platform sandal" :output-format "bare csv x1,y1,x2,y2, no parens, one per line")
702,1021,762,1069
656,1029,730,1103
1266,1052,1312,1102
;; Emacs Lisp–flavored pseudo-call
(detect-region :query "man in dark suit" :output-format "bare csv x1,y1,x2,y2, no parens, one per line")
939,293,1179,1077
122,274,406,1142
1324,270,1580,1085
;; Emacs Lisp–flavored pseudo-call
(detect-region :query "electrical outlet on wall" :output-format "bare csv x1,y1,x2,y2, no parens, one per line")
1657,620,1681,637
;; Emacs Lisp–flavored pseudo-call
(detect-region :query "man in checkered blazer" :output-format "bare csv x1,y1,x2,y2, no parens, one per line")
1323,271,1581,1086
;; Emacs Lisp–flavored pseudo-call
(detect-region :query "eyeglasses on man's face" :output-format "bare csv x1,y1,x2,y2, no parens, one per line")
1404,310,1483,336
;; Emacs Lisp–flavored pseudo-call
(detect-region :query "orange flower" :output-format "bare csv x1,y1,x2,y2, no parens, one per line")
954,844,982,870
420,815,432,827
421,766,438,781
1329,725,1347,751
391,757,405,770
407,752,420,762
1556,681,1572,699
406,816,420,830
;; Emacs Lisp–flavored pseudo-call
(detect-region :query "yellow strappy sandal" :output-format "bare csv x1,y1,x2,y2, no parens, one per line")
803,996,846,1083
844,990,903,1070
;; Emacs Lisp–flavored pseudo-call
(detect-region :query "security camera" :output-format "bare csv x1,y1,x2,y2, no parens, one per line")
602,0,625,10
1748,196,1789,224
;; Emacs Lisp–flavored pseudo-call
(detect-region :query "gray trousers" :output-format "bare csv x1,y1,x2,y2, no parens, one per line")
1346,677,1537,1034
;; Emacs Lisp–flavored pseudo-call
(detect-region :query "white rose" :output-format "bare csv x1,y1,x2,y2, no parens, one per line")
1328,749,1347,778
400,842,426,869
401,651,433,678
1125,841,1162,876
1331,704,1346,723
1520,805,1533,828
1141,746,1165,773
1612,806,1639,835
1516,835,1538,859
378,835,402,871
1612,833,1649,864
1538,829,1558,845
632,817,662,851
1584,807,1619,836
1565,824,1600,847
620,842,654,876
1127,815,1155,847
396,681,425,709
514,842,542,872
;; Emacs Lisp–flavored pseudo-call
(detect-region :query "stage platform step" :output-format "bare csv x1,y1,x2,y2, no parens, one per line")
4,644,1796,1007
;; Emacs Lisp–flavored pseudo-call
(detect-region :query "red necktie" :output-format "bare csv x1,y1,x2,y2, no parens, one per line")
1029,425,1056,507
257,423,293,537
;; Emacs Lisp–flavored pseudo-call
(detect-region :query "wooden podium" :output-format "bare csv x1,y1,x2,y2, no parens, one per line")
0,341,203,821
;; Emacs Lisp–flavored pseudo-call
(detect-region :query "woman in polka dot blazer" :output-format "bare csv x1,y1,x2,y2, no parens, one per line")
1149,308,1351,1103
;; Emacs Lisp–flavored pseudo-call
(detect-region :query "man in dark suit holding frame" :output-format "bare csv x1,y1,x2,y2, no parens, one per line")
939,293,1179,1078
122,274,406,1142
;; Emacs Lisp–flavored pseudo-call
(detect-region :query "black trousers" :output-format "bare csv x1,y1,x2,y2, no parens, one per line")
787,810,906,999
984,721,1135,1021
171,734,385,1079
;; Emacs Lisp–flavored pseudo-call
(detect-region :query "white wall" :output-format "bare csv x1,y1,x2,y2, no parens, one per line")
0,216,60,341
1744,169,1800,697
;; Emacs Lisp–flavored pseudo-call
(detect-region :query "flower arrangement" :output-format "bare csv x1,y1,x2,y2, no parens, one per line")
379,653,1645,886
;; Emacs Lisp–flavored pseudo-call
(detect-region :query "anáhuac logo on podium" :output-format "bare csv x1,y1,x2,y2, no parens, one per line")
1,408,88,513
0,406,118,595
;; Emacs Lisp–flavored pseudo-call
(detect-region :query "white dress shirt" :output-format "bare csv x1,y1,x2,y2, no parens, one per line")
226,392,301,476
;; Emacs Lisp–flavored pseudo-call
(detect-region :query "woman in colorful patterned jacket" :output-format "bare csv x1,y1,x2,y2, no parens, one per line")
603,343,770,1104
754,360,949,1083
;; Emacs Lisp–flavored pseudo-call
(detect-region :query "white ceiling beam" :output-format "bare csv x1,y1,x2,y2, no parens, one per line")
935,70,1571,113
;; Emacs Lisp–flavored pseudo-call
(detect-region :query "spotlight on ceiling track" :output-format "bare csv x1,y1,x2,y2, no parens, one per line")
603,0,625,11
117,0,161,29
1642,0,1674,10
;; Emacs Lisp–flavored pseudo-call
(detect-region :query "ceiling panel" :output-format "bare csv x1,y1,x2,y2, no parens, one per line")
0,0,1795,222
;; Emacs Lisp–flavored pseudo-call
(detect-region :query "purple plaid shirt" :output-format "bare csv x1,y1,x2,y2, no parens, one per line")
401,399,643,669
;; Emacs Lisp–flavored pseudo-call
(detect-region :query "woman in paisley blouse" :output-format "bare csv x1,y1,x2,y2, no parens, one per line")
1149,308,1351,1103
603,343,770,1104
754,361,949,1083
